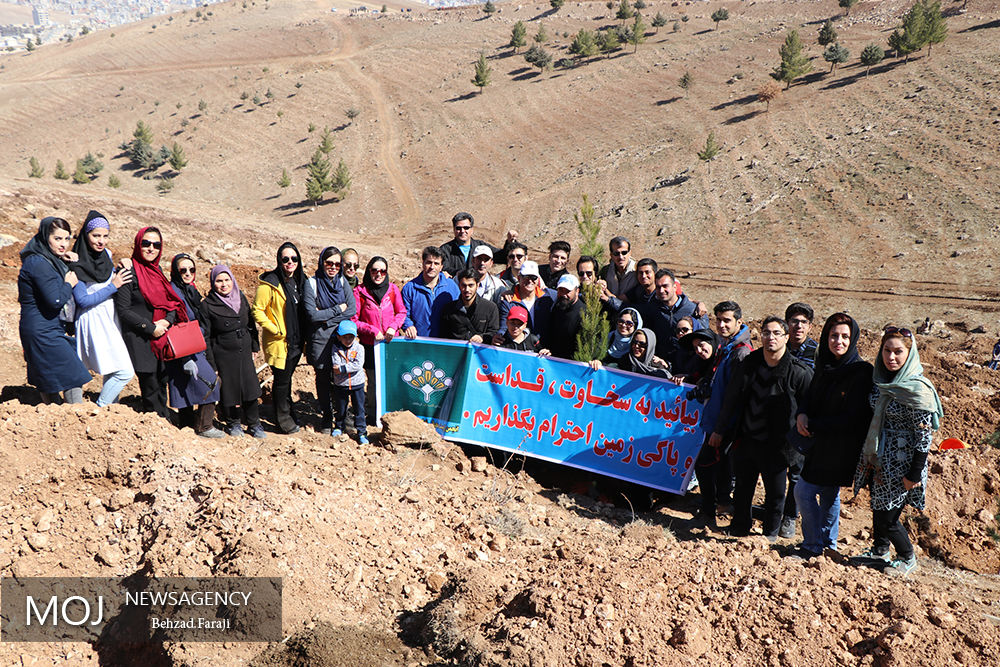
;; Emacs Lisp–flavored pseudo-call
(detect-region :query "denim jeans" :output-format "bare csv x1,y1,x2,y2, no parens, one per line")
794,479,841,555
97,369,133,407
333,383,366,437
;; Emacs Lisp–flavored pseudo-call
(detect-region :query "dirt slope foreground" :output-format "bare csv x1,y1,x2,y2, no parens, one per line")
0,391,998,666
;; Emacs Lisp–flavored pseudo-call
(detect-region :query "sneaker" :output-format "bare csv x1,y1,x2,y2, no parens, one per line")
330,429,343,437
318,425,332,436
779,516,796,539
198,427,226,439
226,423,244,437
282,424,300,435
358,435,369,445
857,548,891,562
889,554,917,574
247,424,267,439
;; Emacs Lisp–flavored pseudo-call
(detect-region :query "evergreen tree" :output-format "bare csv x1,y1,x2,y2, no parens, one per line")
652,13,667,33
483,0,497,16
252,94,262,106
156,177,174,194
72,160,91,184
897,3,927,62
80,152,103,176
569,29,598,59
168,142,187,171
53,160,69,180
278,168,291,188
757,81,780,111
771,30,812,89
524,45,552,72
860,43,884,76
332,159,352,197
823,43,850,72
818,20,837,47
535,23,549,44
616,0,634,23
711,8,729,30
157,145,171,166
134,121,154,145
628,13,647,52
698,132,721,173
839,0,858,15
678,70,693,96
305,176,325,205
673,20,680,33
471,52,492,93
550,0,565,9
198,99,208,112
919,0,947,59
574,194,604,261
509,21,527,52
307,149,332,192
633,0,647,8
28,157,44,178
108,174,121,188
265,88,274,101
319,127,334,154
574,283,610,364
598,29,621,56
345,108,360,123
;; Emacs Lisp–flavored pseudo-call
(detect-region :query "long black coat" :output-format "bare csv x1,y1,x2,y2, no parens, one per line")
200,291,261,407
114,279,175,374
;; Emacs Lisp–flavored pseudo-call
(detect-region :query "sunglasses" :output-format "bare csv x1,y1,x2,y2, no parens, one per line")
578,270,594,277
762,330,788,339
509,253,525,260
632,340,647,348
281,256,299,265
344,263,359,270
612,250,629,257
179,267,195,275
371,268,387,276
676,327,693,335
454,225,472,232
140,240,162,249
323,260,342,268
617,319,635,328
521,275,539,282
883,326,913,338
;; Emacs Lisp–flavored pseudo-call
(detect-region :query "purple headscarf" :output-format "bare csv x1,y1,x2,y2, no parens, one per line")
210,265,243,314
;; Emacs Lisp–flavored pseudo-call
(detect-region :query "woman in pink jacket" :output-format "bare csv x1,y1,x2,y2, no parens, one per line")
353,256,406,425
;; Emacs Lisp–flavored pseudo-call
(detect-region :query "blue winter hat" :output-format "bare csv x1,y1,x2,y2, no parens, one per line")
337,320,358,336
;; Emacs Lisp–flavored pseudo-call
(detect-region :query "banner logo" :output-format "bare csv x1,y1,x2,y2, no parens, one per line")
401,361,453,403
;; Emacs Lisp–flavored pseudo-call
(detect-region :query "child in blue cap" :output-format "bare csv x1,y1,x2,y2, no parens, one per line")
331,319,368,443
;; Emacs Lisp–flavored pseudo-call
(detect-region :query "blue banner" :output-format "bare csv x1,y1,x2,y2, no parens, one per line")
376,338,705,494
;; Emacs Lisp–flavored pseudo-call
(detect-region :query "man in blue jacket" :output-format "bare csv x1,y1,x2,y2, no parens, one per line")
644,268,708,361
401,246,459,338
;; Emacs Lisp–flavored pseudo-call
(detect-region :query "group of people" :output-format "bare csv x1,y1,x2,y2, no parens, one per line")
17,211,943,573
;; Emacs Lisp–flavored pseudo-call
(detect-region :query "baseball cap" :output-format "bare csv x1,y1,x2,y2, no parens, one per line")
507,304,529,323
520,260,540,278
337,320,358,336
557,274,580,291
473,245,493,259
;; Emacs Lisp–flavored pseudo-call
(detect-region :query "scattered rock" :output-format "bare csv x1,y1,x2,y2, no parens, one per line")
928,607,957,629
470,457,488,473
105,489,134,511
380,411,445,449
26,533,49,551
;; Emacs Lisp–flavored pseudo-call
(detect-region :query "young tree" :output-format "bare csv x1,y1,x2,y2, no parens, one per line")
616,0,634,24
198,99,208,112
72,160,91,184
634,0,647,9
569,29,598,59
307,149,332,193
483,0,497,16
771,30,812,89
345,107,360,123
628,14,647,52
240,90,249,101
860,43,885,76
265,88,275,101
598,29,621,57
698,132,722,173
652,13,667,33
525,45,553,72
575,194,604,261
305,176,325,205
711,8,730,30
823,43,850,72
550,0,565,9
53,160,69,180
509,21,527,52
471,52,492,93
278,168,291,188
574,283,611,364
920,0,947,59
134,120,154,145
535,23,549,44
28,157,44,178
332,159,352,197
252,94,262,106
168,143,187,171
818,19,837,47
678,70,693,96
318,127,334,154
80,152,103,176
895,2,927,62
839,0,858,15
156,177,174,194
757,81,781,111
108,174,121,188
673,20,680,33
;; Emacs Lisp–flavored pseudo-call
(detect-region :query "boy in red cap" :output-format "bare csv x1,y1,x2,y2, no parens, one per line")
497,304,541,352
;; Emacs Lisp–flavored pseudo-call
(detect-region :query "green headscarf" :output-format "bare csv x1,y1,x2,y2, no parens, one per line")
861,335,943,465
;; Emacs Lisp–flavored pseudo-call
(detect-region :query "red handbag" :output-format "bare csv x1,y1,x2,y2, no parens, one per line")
152,320,207,361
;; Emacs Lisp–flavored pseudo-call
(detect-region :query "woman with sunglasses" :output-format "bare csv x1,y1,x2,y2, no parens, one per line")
792,313,872,558
165,253,224,438
253,242,307,434
67,210,135,407
853,326,942,574
603,307,642,367
18,216,93,404
667,316,701,376
115,228,182,418
622,328,673,379
341,248,361,289
304,247,356,434
353,256,406,426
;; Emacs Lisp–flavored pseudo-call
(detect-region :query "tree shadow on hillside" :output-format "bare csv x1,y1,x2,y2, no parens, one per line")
710,93,757,111
959,18,1000,32
508,66,531,76
724,109,763,124
694,28,714,35
273,199,334,215
513,71,541,82
445,92,478,103
820,59,904,90
531,7,560,21
656,96,682,106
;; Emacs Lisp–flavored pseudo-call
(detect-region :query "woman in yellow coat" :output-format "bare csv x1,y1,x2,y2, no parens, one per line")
253,242,306,433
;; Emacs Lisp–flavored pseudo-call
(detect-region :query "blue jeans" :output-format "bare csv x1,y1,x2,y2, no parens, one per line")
97,369,133,407
333,384,366,436
794,480,841,555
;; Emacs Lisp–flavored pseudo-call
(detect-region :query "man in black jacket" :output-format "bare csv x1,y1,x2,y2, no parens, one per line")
539,274,586,360
442,269,500,343
439,212,515,277
710,316,813,540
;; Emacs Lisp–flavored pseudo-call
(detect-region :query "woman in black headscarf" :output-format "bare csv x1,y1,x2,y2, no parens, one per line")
252,242,307,433
622,328,673,379
18,217,92,403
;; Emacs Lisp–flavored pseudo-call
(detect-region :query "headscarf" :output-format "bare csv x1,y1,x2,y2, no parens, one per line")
130,227,188,325
209,264,242,314
169,253,202,311
678,328,721,377
624,328,662,376
606,307,643,359
68,210,114,283
363,255,390,304
815,313,862,377
20,217,70,277
314,246,341,310
270,241,305,347
861,333,943,465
